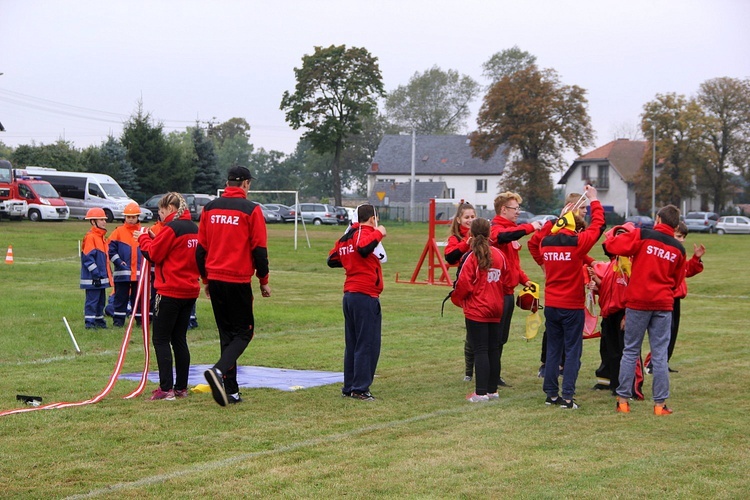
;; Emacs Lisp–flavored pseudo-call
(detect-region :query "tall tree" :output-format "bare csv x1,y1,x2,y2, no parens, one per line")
384,66,480,134
207,117,252,148
471,65,593,213
121,102,191,197
214,131,254,177
280,44,385,206
190,125,222,194
82,136,140,196
695,77,750,212
482,46,537,84
637,93,707,213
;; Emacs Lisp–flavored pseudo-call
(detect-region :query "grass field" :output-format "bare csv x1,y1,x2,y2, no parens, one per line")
0,219,748,498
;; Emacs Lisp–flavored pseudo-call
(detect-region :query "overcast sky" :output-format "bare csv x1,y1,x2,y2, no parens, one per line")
1,0,748,162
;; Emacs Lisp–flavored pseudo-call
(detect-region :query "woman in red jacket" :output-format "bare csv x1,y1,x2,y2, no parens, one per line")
451,218,508,402
136,193,200,401
444,202,476,382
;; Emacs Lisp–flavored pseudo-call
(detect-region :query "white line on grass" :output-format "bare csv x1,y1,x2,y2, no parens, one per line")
65,406,474,499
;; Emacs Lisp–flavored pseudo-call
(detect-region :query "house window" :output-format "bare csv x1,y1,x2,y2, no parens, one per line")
596,164,609,189
447,188,455,199
378,178,395,184
581,164,590,181
476,179,487,193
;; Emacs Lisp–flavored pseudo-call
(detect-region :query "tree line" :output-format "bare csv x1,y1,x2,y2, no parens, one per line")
1,45,748,213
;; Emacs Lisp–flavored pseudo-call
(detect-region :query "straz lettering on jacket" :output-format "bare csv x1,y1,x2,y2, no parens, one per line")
646,245,677,262
487,268,502,283
210,214,240,225
187,238,198,249
338,243,356,256
543,251,572,261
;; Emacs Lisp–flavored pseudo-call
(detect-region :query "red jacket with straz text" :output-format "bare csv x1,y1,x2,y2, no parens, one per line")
195,187,269,286
327,223,384,298
603,223,685,311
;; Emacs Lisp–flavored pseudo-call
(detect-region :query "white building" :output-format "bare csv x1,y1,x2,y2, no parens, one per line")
367,134,507,211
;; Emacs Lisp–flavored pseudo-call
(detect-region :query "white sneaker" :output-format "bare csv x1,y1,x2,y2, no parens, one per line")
466,393,490,403
486,392,499,400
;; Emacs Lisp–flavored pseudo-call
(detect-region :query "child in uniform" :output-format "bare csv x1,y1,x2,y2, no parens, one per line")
80,208,111,329
108,202,144,327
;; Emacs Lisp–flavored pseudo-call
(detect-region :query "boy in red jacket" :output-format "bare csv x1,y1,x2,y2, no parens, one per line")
327,204,387,401
529,185,605,409
605,205,685,415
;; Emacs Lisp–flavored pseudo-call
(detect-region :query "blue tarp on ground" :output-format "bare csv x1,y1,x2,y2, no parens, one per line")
119,364,344,391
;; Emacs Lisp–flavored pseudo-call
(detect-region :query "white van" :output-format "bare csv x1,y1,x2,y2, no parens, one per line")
23,167,137,222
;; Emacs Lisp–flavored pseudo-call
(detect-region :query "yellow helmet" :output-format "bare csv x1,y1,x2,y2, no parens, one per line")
123,202,141,216
85,207,107,220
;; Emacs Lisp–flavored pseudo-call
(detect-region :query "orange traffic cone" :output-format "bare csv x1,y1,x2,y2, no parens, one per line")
5,245,13,265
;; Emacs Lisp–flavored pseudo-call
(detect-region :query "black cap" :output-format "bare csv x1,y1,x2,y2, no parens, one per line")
227,166,254,182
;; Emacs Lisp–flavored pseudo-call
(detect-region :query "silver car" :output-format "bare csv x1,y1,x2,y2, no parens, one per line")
716,215,750,234
296,203,338,225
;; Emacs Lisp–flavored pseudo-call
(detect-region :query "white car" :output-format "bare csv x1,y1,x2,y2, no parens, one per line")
716,215,750,234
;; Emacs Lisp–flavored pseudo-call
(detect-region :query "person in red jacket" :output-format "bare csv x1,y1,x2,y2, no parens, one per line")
327,204,387,401
530,185,604,409
490,192,543,387
196,166,271,407
444,202,477,382
450,218,509,402
588,223,634,396
644,221,705,373
136,193,200,401
605,205,686,416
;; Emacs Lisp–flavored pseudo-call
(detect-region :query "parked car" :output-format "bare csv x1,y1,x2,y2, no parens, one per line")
334,206,351,225
263,203,297,223
716,215,750,234
183,193,215,221
141,194,164,214
530,214,557,224
684,211,719,233
296,203,338,225
139,206,154,222
517,211,535,224
258,203,281,223
624,215,654,230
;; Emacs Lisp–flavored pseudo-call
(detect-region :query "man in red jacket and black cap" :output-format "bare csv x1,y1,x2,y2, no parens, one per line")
197,166,271,407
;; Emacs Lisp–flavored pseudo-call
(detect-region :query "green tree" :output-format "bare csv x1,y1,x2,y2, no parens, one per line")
190,125,222,194
696,77,750,212
121,102,191,198
214,132,254,177
207,117,251,148
471,65,593,213
81,136,140,196
11,140,83,170
280,44,385,206
384,66,480,134
0,141,13,159
637,93,706,213
482,46,537,84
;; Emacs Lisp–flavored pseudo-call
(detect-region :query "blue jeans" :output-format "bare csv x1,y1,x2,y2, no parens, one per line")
543,306,584,400
342,292,381,394
618,308,672,403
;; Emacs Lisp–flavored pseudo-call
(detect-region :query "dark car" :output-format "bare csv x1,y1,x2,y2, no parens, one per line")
263,203,297,223
334,206,350,225
183,193,215,222
624,215,654,230
258,203,282,224
142,194,165,213
516,211,535,224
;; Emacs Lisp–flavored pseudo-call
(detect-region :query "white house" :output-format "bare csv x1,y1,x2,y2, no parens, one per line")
558,139,648,217
367,134,507,211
